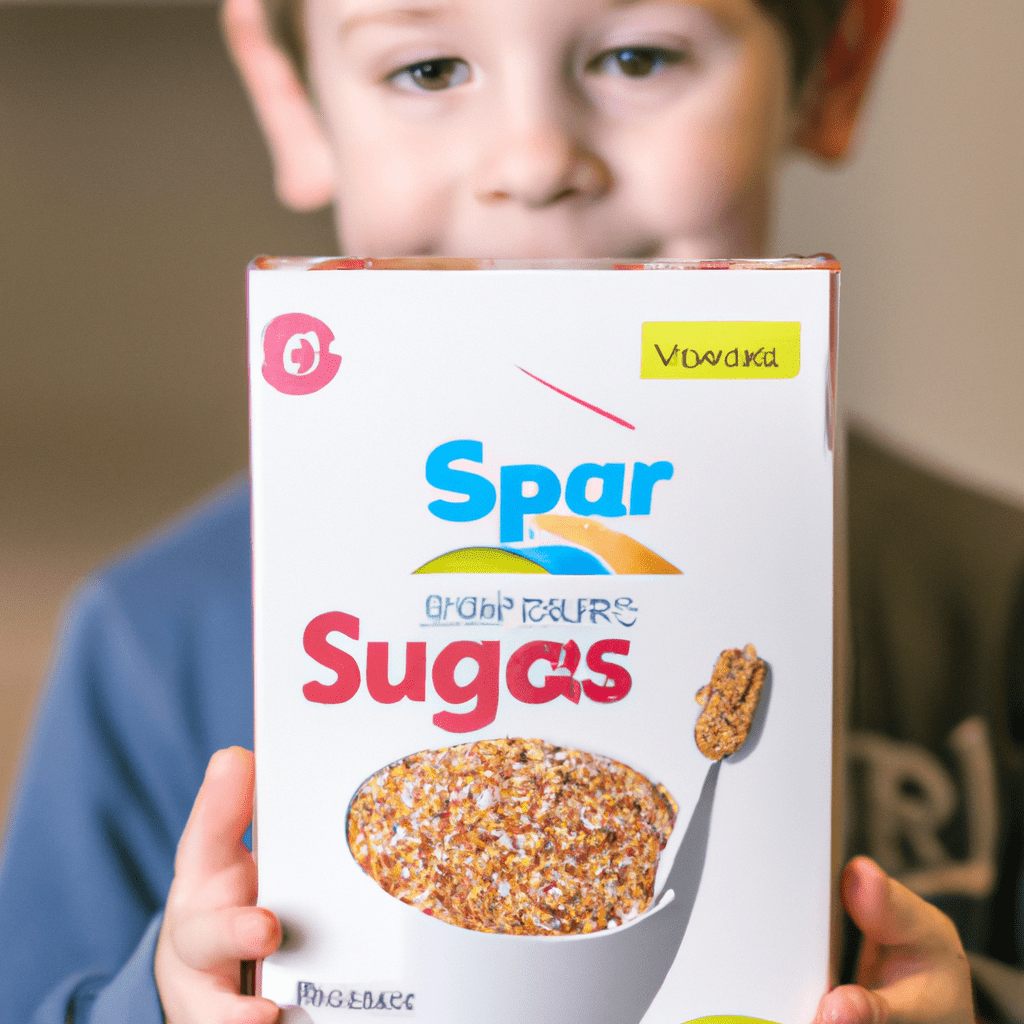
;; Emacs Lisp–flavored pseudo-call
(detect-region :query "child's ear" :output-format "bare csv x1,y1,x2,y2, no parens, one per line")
221,0,335,210
792,0,900,163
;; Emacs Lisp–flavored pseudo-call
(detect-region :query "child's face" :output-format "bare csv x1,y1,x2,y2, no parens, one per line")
304,0,797,259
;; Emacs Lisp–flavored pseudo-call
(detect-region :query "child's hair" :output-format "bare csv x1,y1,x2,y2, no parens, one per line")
265,0,308,82
757,0,845,87
262,0,845,92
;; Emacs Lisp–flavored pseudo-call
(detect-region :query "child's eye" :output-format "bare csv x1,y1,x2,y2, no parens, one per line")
587,46,686,79
388,57,471,92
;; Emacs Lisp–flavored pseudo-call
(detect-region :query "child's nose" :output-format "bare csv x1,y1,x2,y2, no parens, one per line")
473,122,610,209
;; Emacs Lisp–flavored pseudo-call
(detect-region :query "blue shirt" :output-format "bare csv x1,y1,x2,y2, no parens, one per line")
0,480,252,1024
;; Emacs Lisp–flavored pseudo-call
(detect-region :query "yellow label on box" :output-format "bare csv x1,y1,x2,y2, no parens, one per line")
641,322,800,379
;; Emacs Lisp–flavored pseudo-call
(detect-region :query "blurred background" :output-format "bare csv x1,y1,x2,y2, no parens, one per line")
1,0,1022,834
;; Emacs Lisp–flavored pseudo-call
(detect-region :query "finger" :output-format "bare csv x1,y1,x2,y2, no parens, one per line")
173,906,281,972
815,970,972,1024
834,858,973,1024
224,996,281,1024
175,747,255,883
175,987,281,1024
841,856,957,952
222,995,282,1024
813,984,890,1024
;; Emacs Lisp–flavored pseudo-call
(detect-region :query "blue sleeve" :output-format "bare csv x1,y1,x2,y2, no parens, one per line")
26,916,164,1024
0,482,253,1024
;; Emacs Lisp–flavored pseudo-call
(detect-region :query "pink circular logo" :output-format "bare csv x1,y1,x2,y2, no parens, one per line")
261,313,341,395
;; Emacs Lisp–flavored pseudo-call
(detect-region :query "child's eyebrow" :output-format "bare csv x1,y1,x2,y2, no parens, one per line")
338,3,453,38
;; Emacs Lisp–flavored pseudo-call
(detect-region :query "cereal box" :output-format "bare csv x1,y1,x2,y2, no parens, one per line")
248,256,839,1024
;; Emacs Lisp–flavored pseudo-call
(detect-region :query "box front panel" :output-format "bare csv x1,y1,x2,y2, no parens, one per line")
249,265,835,1024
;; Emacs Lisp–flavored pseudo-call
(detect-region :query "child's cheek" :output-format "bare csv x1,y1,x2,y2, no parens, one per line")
619,116,750,239
332,99,470,254
640,64,790,239
331,151,440,254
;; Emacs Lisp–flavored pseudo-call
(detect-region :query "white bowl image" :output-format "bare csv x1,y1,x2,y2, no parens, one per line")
389,759,720,1024
277,664,780,1024
278,753,722,1024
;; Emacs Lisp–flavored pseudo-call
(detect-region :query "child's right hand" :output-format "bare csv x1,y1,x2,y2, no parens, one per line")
154,747,282,1024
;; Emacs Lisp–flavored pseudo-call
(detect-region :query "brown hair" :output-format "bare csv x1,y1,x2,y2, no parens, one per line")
265,0,307,81
757,0,846,87
263,0,846,91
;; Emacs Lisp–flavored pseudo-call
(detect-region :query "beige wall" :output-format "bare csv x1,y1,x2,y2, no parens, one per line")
0,4,335,833
2,0,1022,835
775,0,1024,500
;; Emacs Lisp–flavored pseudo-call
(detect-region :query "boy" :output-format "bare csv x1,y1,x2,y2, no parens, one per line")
0,0,976,1021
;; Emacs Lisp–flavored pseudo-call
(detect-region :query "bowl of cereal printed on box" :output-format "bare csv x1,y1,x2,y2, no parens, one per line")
346,737,696,1024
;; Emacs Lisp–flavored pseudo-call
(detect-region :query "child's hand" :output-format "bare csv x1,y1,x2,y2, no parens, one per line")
155,747,281,1024
814,857,974,1024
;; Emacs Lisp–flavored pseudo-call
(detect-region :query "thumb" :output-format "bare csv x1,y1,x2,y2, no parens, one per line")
811,857,973,1024
842,856,954,954
173,746,255,885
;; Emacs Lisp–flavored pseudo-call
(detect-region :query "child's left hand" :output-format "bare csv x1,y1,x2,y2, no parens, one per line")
814,856,975,1024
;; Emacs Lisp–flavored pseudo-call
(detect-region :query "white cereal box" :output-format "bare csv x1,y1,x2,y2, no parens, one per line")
248,256,839,1024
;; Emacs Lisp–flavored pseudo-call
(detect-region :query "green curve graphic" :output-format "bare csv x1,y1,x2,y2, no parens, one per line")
413,547,549,574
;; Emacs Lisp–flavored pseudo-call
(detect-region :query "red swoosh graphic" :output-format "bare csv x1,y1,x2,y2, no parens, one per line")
516,366,635,430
